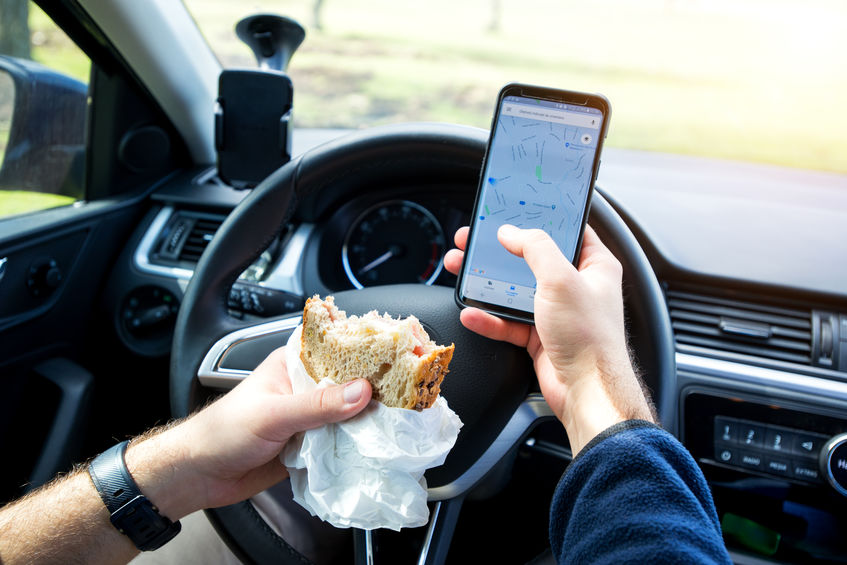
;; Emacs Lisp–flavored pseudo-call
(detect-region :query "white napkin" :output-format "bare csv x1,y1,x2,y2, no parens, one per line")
281,325,463,531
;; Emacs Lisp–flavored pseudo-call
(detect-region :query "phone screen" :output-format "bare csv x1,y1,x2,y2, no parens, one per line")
457,85,609,322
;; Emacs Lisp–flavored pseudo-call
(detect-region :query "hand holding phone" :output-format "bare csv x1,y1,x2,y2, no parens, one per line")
455,83,611,323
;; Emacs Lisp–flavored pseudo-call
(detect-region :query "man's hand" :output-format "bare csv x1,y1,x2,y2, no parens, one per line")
445,224,655,454
0,348,371,565
125,348,372,520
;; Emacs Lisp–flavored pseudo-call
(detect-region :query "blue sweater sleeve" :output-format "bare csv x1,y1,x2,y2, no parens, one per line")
549,420,732,564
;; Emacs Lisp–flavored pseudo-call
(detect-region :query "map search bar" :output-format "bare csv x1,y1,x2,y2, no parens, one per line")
501,104,601,129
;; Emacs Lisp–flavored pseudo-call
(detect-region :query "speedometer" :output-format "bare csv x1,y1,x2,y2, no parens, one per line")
342,200,446,289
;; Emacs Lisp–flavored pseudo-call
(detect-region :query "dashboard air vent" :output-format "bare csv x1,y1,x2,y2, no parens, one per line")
178,217,223,263
667,289,813,366
153,211,224,266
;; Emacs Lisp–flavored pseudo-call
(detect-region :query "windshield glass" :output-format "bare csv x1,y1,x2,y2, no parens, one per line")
185,0,847,174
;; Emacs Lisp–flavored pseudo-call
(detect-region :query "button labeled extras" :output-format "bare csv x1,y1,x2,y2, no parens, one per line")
793,463,820,482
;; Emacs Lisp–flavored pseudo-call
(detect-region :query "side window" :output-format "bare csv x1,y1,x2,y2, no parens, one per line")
0,1,91,220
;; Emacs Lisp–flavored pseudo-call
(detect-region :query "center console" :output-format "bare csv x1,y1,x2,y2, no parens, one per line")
679,357,847,563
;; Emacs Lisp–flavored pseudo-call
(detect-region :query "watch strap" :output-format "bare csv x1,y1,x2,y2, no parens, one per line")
88,440,181,551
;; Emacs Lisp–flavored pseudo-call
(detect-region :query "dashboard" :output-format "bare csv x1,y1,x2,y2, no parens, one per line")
107,130,847,563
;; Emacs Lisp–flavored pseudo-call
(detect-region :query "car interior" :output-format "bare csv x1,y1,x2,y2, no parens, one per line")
1,1,845,564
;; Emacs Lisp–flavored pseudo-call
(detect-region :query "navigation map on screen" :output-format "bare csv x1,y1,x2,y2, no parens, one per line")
461,95,604,313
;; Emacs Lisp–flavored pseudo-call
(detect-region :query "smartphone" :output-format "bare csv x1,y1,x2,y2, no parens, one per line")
455,83,611,323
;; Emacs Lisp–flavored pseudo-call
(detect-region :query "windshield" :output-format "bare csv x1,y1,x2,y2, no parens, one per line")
185,0,847,174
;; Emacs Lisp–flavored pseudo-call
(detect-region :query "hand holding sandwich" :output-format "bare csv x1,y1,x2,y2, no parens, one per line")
0,349,372,565
444,224,656,455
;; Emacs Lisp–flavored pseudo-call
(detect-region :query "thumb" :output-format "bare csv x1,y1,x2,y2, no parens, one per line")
276,378,372,434
497,225,577,285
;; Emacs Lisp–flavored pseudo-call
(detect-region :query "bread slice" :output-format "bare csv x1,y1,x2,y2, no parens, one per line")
299,295,454,410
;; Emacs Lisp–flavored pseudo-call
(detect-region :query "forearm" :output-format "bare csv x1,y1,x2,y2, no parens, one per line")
558,355,657,455
550,421,730,564
0,469,137,565
0,427,201,565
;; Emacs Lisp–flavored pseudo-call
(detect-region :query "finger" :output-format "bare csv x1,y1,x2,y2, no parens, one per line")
459,307,531,347
579,225,616,264
274,378,372,435
453,226,469,251
497,225,576,285
577,225,623,277
443,248,464,275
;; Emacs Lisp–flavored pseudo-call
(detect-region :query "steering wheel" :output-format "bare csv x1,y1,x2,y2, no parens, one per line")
170,123,675,564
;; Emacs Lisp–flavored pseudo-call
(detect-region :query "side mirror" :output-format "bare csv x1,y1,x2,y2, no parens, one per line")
0,55,87,200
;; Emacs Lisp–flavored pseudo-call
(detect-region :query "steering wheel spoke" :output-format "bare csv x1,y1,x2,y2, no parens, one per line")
196,315,302,390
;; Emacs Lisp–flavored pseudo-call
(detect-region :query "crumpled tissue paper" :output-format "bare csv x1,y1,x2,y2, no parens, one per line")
281,324,463,531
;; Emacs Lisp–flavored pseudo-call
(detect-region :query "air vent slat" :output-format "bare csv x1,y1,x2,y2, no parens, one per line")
177,215,223,263
667,288,813,367
675,335,811,365
667,298,809,330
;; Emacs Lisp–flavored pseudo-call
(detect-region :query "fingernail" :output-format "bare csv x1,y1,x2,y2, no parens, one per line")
343,380,365,404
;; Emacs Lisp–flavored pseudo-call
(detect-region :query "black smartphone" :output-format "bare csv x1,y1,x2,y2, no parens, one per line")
455,83,611,323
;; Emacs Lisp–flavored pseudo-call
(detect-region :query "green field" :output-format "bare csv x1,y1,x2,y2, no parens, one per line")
185,0,847,174
3,0,846,223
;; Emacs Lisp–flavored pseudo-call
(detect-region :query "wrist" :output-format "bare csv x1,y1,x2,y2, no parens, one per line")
559,358,654,455
560,375,627,455
123,426,203,521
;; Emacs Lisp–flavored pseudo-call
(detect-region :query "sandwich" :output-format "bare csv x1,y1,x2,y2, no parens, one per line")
300,295,454,410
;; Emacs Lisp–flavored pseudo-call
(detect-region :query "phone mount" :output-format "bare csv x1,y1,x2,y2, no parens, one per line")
215,15,305,188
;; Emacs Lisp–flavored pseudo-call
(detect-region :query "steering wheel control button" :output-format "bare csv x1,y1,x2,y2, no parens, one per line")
821,433,847,496
227,282,304,317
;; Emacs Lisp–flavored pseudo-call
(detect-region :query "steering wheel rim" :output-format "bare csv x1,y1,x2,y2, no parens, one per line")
170,123,675,564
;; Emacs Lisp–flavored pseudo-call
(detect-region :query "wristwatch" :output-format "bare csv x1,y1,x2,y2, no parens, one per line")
88,440,181,551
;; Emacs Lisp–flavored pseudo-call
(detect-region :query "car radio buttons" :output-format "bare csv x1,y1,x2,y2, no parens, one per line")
713,416,831,486
820,433,847,497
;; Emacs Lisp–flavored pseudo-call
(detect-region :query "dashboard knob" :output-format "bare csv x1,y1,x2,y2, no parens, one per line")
820,433,847,496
